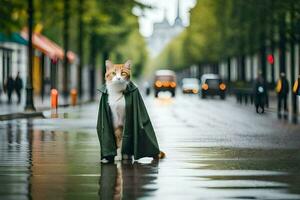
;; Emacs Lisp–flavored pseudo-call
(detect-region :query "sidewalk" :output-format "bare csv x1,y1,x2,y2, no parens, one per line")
0,96,62,114
0,93,93,120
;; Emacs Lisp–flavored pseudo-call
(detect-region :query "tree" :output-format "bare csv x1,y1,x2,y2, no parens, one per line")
1,0,150,100
111,29,148,78
0,0,27,34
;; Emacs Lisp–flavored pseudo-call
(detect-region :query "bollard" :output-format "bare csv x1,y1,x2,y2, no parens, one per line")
51,89,58,109
70,89,77,106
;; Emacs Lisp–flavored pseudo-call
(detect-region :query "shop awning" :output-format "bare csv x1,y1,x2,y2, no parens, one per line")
0,45,13,51
0,32,28,45
20,29,76,63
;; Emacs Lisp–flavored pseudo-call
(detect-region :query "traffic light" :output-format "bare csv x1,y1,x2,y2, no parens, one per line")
267,54,274,65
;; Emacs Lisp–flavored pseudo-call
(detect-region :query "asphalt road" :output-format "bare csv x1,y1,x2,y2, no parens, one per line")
0,92,300,200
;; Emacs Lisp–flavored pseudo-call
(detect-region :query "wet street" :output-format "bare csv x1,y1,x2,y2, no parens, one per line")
1,93,300,200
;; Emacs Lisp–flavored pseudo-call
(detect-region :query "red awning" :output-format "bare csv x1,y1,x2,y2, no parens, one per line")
20,29,76,63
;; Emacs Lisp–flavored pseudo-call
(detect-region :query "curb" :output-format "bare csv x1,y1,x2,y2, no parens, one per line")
0,100,95,121
0,111,45,121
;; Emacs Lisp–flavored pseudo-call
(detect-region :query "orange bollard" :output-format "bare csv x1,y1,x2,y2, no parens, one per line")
70,89,77,106
51,89,58,109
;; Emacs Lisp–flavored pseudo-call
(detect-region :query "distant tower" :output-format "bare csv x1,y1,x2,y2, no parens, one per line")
147,0,184,57
174,0,183,26
163,8,168,23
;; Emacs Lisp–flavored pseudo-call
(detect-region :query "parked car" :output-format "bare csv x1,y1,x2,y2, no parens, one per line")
181,78,199,94
200,74,226,99
153,70,177,97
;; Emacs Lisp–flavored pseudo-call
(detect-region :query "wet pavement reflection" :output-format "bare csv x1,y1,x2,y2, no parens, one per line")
99,161,159,200
0,94,300,199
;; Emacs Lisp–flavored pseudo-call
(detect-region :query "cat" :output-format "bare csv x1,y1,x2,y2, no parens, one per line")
105,60,130,161
104,60,166,162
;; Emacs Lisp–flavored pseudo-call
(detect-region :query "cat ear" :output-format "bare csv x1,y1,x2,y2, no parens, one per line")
105,60,113,70
124,60,131,70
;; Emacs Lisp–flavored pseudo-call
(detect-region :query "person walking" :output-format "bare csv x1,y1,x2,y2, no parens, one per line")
253,73,268,114
6,76,15,104
14,72,23,104
276,72,289,119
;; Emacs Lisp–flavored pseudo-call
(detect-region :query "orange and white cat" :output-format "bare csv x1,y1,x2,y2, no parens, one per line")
105,60,131,161
104,60,165,162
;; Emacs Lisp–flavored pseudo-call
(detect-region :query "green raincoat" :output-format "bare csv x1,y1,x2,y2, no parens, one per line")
97,81,160,160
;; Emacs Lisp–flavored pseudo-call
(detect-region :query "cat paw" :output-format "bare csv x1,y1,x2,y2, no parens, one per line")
114,155,122,161
122,154,132,160
153,151,166,160
101,158,109,163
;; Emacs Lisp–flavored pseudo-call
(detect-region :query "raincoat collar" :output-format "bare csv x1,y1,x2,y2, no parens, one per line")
98,81,138,94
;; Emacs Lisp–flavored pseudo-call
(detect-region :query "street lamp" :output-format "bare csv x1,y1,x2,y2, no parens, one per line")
25,0,35,111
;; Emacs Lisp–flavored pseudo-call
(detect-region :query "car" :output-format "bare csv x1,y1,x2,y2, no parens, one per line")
181,78,199,94
153,70,177,97
200,74,226,99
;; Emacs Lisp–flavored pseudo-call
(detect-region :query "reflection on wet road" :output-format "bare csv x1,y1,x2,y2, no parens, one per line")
0,94,300,199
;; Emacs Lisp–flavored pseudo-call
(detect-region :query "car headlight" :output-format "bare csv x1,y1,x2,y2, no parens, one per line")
170,82,176,88
219,83,226,90
202,84,208,90
155,81,162,88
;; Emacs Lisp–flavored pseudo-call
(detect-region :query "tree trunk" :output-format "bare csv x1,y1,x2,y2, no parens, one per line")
279,12,286,74
50,59,57,90
198,63,203,80
270,3,275,85
40,53,45,102
250,54,254,82
270,45,275,85
290,3,297,121
240,55,246,81
227,58,231,83
63,0,70,102
260,36,267,81
25,0,35,111
214,62,219,74
102,51,109,83
77,0,84,101
89,34,97,101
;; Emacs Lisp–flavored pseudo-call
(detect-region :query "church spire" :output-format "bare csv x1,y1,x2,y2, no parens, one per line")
174,0,182,26
176,0,180,19
162,8,169,25
163,8,167,20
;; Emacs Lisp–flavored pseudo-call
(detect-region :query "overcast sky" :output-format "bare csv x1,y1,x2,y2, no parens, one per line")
134,0,196,37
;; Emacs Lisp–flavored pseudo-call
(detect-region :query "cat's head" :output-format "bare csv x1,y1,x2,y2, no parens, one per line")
105,60,131,84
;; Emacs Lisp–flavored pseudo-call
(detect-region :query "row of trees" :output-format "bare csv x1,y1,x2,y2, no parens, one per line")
1,0,148,99
151,0,300,82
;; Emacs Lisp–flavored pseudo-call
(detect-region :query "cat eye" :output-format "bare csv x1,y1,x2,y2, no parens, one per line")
121,72,127,76
111,72,116,76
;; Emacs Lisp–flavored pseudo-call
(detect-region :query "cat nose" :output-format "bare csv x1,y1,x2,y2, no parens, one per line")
117,77,121,80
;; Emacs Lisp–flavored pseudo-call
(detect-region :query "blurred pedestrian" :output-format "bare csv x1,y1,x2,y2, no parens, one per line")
275,72,289,119
5,76,15,104
253,73,267,114
143,81,151,96
293,75,300,96
14,72,23,104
